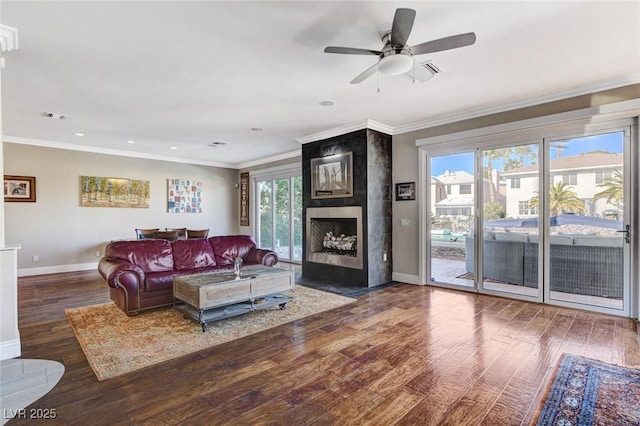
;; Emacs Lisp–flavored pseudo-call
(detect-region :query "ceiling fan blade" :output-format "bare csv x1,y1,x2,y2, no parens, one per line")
390,8,416,48
406,60,434,82
350,62,379,84
324,46,381,56
411,32,477,55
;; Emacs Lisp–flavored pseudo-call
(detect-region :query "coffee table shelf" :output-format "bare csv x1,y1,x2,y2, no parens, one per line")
173,266,295,332
174,294,291,332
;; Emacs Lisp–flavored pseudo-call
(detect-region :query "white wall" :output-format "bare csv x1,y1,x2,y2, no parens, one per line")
4,143,238,274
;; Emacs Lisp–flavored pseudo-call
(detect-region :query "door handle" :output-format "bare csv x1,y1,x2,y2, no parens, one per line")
616,224,630,244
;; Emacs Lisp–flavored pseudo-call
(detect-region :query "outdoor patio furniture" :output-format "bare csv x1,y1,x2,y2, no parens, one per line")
465,233,623,298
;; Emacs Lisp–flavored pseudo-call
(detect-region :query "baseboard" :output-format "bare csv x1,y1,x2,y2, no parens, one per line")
18,262,98,277
0,337,21,360
392,272,421,285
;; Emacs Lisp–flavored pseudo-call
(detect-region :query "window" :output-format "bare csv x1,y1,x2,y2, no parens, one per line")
253,165,302,263
459,184,471,194
517,201,537,215
595,171,612,184
562,173,577,185
446,184,451,195
511,178,521,188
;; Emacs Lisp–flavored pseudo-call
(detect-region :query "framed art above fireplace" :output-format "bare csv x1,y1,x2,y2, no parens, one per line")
310,151,353,199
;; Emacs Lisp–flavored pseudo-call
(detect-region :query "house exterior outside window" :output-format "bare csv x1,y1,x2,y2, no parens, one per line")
502,153,622,218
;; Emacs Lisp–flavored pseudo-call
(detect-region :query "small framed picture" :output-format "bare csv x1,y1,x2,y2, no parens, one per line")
395,182,415,201
4,175,36,202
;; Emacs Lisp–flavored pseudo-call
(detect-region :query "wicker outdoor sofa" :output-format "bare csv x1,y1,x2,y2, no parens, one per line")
465,232,623,298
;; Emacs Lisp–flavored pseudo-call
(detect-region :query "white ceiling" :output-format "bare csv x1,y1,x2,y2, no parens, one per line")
2,1,639,169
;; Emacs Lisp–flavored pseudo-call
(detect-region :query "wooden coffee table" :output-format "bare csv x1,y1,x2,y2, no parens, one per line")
173,265,294,331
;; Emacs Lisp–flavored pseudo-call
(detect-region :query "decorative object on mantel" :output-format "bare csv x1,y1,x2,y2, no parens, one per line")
167,178,202,213
239,172,250,226
4,175,36,202
80,176,149,208
311,151,353,199
533,353,640,425
65,285,355,380
395,182,415,201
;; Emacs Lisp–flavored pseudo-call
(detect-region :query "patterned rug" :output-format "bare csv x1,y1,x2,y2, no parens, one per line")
65,285,355,381
534,354,640,425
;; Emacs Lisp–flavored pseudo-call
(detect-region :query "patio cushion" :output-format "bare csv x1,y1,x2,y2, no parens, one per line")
494,232,528,242
573,236,623,247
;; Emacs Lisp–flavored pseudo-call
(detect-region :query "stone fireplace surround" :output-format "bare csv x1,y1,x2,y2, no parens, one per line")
301,128,392,287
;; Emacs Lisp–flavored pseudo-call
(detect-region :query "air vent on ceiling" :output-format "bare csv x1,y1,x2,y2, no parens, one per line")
43,112,66,120
421,60,444,75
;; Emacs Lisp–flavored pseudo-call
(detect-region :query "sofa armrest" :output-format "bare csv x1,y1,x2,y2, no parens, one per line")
98,258,145,292
245,248,278,266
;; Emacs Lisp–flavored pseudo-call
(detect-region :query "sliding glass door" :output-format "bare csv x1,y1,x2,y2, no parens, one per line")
428,151,475,287
424,123,631,316
545,131,628,311
256,175,302,263
480,142,540,298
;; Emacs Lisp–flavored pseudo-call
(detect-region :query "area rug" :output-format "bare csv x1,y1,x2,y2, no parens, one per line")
533,354,640,425
65,285,355,381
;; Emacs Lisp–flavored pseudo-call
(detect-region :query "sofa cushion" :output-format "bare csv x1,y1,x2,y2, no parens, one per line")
209,235,256,266
144,270,176,292
105,240,174,273
172,239,216,271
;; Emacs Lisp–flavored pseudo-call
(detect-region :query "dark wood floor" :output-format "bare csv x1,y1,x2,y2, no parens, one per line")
10,271,640,425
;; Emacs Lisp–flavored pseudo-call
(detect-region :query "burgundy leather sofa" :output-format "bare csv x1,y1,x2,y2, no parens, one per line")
98,235,278,315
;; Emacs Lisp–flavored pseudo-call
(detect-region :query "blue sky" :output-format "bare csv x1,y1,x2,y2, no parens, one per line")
430,131,623,176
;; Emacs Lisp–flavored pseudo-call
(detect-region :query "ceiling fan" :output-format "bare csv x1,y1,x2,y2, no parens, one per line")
324,8,476,84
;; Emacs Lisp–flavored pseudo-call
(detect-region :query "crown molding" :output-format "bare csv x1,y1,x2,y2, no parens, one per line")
296,119,394,144
3,136,236,169
236,149,301,170
395,73,640,134
0,25,19,52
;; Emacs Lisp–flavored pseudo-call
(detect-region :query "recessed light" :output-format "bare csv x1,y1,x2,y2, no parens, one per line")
250,127,263,132
208,141,226,147
319,100,336,107
126,140,135,144
170,146,178,150
74,132,85,137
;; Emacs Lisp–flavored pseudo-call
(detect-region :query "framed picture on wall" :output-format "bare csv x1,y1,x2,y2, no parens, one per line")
311,151,353,199
395,182,415,201
4,175,36,202
239,172,250,226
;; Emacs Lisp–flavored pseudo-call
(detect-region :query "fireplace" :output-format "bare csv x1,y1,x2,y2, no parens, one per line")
306,206,363,270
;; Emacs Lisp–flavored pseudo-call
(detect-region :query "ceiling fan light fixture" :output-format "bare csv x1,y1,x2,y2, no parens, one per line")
378,54,413,75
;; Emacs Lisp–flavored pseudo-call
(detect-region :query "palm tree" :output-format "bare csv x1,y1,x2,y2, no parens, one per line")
593,169,623,211
529,182,585,216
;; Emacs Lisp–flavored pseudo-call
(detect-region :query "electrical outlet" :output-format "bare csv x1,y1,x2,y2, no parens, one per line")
95,250,101,257
32,255,39,262
383,252,388,262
